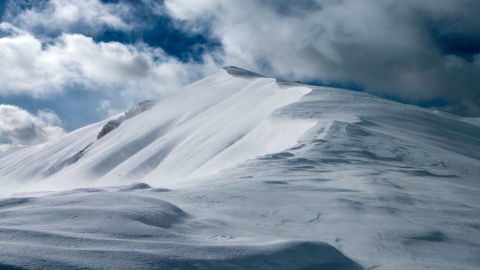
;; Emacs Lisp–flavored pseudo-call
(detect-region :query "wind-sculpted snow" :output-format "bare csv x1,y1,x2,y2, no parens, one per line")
0,187,361,270
1,67,480,269
0,67,315,190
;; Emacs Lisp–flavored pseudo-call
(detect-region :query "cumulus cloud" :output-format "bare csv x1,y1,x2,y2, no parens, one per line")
4,0,133,36
0,22,216,105
164,0,480,116
0,105,66,151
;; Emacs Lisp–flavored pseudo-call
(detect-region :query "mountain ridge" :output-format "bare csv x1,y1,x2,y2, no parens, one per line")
0,67,316,191
2,67,480,191
0,67,479,269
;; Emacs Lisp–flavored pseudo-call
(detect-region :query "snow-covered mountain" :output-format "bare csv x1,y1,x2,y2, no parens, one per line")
0,67,315,192
0,67,479,269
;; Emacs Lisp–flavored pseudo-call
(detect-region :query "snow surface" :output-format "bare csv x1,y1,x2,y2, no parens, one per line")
461,117,480,127
0,67,480,269
0,68,314,191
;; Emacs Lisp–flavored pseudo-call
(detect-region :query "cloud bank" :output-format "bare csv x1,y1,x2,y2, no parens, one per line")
0,105,65,151
164,0,480,116
0,22,214,100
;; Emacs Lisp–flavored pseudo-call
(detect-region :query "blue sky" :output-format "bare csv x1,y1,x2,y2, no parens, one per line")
0,0,479,149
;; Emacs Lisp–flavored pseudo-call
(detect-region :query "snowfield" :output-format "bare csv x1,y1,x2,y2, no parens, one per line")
0,67,479,269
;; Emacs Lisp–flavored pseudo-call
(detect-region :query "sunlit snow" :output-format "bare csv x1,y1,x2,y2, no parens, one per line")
0,67,479,269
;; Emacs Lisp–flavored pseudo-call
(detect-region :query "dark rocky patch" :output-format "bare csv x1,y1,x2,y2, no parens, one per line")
97,99,157,139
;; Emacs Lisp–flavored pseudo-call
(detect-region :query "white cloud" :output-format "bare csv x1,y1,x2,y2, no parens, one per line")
0,105,66,150
165,0,220,21
164,0,480,116
98,100,123,118
0,23,64,97
0,22,217,106
6,0,133,35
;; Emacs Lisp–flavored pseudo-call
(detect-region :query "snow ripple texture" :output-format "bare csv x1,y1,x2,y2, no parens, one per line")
1,67,480,269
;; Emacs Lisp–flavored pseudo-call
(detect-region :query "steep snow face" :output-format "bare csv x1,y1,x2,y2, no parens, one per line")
0,67,314,192
1,67,480,269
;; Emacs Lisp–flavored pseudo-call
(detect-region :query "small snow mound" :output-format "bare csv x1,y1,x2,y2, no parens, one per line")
150,241,363,270
223,66,265,78
237,241,363,270
0,192,190,236
149,188,171,192
129,204,187,229
119,182,152,191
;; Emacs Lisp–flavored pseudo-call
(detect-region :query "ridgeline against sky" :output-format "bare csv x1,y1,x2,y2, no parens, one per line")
0,0,479,150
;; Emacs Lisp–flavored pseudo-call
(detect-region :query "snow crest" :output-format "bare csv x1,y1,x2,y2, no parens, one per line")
0,69,315,190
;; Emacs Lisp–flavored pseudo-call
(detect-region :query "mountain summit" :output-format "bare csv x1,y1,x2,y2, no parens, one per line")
1,68,479,269
0,67,314,189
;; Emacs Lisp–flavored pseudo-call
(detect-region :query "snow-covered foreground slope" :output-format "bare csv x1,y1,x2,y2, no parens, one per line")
1,67,480,269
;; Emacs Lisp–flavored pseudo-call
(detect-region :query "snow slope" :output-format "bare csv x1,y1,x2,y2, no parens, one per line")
461,117,480,127
0,67,480,269
0,67,315,192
